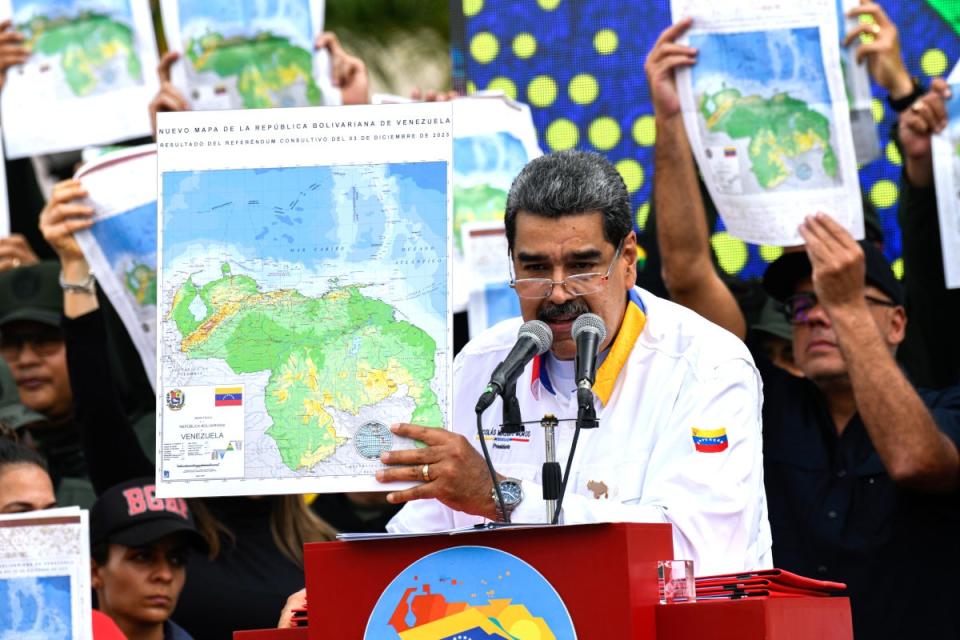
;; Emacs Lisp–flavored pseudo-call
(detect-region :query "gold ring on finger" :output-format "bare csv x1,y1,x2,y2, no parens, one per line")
421,464,430,482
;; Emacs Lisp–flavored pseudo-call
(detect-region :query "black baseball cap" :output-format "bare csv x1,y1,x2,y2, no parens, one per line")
763,241,903,306
0,261,63,329
90,477,207,552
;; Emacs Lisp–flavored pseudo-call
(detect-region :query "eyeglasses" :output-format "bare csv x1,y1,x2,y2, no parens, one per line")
509,240,623,299
0,328,64,359
782,291,898,325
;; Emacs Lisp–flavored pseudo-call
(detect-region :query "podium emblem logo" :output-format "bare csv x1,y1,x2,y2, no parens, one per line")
366,545,576,639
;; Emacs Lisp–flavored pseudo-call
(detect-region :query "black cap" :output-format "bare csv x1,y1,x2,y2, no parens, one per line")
0,261,63,329
90,478,207,552
763,241,903,305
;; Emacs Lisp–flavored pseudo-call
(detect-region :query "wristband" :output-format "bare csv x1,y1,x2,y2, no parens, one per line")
59,270,96,294
887,78,926,113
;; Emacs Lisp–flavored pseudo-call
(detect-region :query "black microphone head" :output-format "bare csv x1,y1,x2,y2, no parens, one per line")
572,313,607,343
518,319,553,355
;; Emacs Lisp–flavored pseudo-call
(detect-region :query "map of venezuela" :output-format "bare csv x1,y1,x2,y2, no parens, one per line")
169,265,439,470
161,160,448,479
186,31,322,108
690,27,841,193
699,88,837,189
17,7,142,97
173,0,323,109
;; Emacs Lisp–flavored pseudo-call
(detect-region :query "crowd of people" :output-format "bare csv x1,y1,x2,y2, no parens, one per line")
1,2,959,639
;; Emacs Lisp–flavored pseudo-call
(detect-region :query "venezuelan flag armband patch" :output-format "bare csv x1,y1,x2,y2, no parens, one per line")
691,427,728,453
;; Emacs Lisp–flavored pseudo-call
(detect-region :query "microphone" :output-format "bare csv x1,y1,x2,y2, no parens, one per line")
573,313,607,393
475,320,553,413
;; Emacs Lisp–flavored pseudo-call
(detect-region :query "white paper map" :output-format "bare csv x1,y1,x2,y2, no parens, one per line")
451,96,541,314
160,0,339,111
75,144,158,389
837,0,880,165
672,0,864,246
0,0,159,158
931,63,960,289
0,508,91,640
155,103,452,497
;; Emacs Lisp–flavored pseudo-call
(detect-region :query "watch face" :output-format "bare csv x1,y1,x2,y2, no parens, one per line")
499,480,522,506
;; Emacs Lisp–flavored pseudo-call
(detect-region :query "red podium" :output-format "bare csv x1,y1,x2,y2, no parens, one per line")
234,523,852,639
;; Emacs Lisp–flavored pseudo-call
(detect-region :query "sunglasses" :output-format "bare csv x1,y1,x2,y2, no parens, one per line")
782,291,897,325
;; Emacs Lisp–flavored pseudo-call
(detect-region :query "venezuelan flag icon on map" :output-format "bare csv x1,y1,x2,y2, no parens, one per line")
215,387,243,407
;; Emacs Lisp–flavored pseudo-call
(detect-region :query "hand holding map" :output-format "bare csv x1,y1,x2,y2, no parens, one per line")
148,51,189,137
0,18,28,91
841,1,913,98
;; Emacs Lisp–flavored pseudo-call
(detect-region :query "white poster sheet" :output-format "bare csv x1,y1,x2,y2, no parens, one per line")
159,0,339,112
75,143,158,388
671,0,864,246
155,102,453,497
0,0,160,158
0,508,92,639
931,62,960,289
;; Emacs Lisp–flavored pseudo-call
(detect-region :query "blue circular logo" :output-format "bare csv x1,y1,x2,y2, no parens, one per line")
366,545,576,639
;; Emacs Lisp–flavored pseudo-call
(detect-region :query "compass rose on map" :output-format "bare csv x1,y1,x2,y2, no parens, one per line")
355,421,393,460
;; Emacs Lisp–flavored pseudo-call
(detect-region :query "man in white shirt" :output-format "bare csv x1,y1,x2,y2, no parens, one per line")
377,150,771,574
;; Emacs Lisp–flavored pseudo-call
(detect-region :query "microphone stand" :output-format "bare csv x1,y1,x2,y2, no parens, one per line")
500,381,523,434
540,414,561,522
551,386,599,525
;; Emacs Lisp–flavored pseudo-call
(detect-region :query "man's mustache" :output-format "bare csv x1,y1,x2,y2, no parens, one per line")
538,300,591,323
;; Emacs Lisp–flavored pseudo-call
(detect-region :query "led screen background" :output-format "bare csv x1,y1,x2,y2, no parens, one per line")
453,0,960,283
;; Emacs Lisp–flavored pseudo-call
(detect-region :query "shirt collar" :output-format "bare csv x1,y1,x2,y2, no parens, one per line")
530,289,648,405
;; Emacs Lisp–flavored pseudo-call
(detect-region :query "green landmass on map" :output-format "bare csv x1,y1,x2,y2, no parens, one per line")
185,31,322,108
453,183,508,251
167,263,440,470
699,87,838,190
19,11,142,97
124,264,157,306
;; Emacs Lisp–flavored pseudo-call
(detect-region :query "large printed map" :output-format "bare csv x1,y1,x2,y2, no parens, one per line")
690,27,841,193
161,162,448,479
13,0,143,99
173,0,324,109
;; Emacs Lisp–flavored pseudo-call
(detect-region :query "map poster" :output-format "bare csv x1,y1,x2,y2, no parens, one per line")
0,508,92,639
450,96,542,313
0,0,160,159
0,129,9,237
931,62,960,289
462,220,521,339
160,0,340,112
155,102,453,498
75,144,159,389
837,0,880,165
671,0,864,246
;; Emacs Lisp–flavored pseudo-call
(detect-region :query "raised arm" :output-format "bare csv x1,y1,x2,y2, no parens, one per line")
39,180,154,494
801,214,960,491
645,19,746,339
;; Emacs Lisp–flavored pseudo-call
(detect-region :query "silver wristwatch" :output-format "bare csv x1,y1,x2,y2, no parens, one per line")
491,477,523,521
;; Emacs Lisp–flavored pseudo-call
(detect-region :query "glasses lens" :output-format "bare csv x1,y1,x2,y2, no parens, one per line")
512,279,552,299
785,293,816,324
563,273,604,296
0,330,62,357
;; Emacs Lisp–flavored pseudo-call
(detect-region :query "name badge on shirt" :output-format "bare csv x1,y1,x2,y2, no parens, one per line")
477,427,532,450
